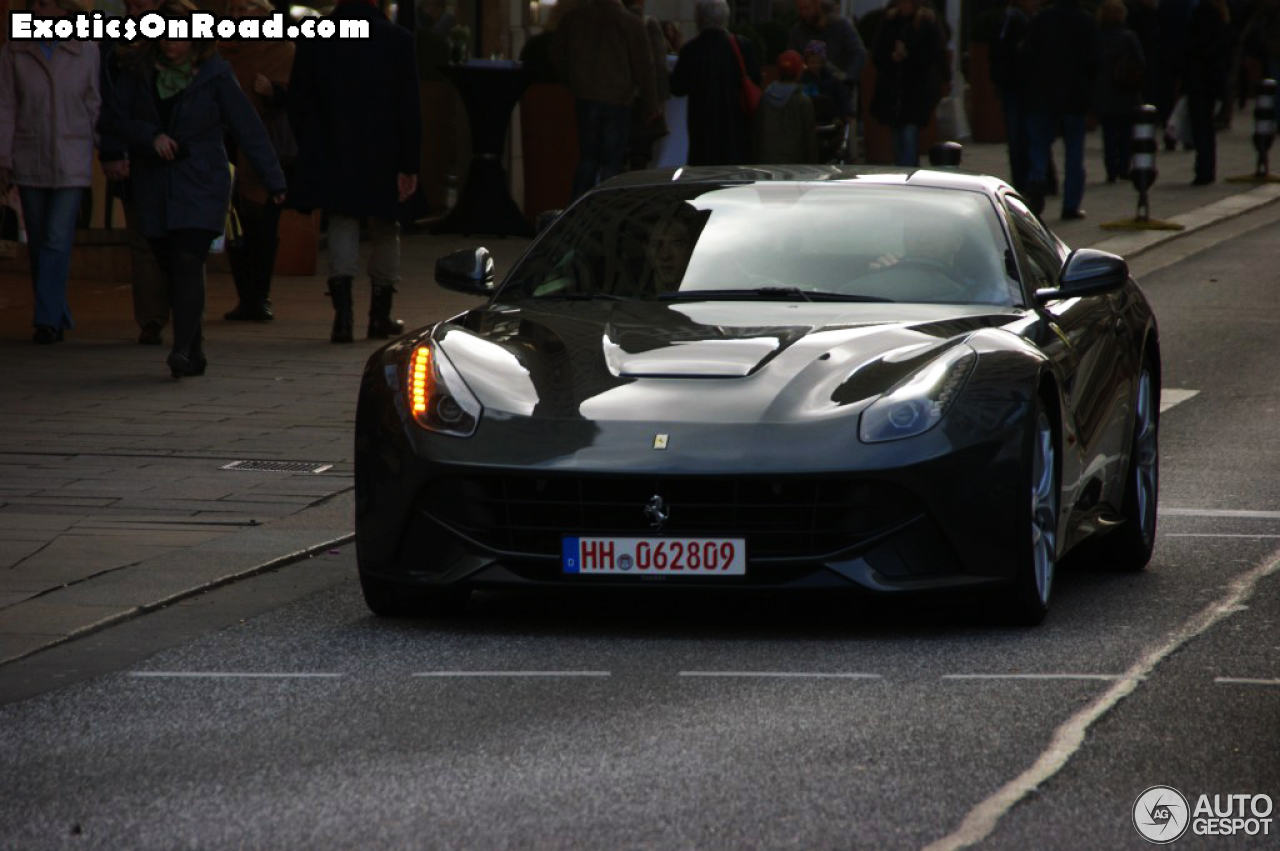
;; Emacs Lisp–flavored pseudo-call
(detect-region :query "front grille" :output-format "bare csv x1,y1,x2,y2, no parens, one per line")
419,474,921,559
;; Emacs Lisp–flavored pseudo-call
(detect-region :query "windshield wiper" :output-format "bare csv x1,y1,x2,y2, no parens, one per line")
657,288,894,303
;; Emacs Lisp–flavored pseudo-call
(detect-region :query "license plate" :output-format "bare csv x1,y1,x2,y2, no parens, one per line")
562,537,746,576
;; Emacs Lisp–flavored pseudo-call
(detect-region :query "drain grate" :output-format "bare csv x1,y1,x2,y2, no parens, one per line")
222,460,333,474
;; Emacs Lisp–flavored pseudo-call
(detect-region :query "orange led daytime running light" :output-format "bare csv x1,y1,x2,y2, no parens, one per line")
409,346,432,417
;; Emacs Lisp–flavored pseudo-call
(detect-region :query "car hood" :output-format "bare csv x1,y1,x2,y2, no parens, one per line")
435,300,1024,423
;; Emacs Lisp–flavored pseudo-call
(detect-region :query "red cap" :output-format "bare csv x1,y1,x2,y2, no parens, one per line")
776,50,805,80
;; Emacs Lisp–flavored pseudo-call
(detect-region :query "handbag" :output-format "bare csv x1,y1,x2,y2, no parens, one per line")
212,164,244,254
727,34,762,120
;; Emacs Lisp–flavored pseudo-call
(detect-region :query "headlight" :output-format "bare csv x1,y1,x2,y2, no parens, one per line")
858,344,976,443
407,343,483,437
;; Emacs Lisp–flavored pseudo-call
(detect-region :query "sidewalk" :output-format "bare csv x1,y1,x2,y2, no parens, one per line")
2,120,1278,666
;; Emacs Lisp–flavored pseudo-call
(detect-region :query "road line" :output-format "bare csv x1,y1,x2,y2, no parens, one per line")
411,671,611,678
1215,677,1280,687
1164,533,1280,539
1159,389,1199,412
921,544,1280,851
1160,508,1280,520
678,671,882,679
942,674,1128,682
130,672,343,679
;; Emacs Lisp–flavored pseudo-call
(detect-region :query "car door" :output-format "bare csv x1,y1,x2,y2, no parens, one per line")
1005,194,1132,491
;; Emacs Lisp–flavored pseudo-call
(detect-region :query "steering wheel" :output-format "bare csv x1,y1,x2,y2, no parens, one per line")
857,256,970,297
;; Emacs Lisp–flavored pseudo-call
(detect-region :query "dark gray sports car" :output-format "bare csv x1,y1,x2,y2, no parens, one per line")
355,166,1160,624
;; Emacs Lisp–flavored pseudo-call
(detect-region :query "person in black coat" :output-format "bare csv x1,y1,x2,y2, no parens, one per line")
1021,0,1097,219
989,0,1037,190
289,0,422,343
1092,0,1145,183
104,0,286,378
669,0,761,166
1185,0,1232,183
869,0,943,167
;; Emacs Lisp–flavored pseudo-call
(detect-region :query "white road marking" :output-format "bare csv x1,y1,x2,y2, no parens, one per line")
1164,533,1280,538
1160,508,1280,520
942,674,1128,682
921,544,1280,851
1159,388,1199,412
1215,677,1280,687
130,672,342,679
412,671,611,678
678,671,882,679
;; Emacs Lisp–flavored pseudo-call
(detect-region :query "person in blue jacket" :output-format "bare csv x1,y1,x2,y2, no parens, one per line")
103,0,286,378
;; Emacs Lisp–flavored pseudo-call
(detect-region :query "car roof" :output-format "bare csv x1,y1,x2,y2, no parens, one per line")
594,165,1012,197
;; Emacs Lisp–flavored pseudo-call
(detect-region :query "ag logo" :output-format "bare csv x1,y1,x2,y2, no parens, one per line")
1133,786,1190,844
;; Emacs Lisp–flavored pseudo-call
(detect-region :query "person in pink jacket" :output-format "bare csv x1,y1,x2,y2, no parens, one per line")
0,0,100,344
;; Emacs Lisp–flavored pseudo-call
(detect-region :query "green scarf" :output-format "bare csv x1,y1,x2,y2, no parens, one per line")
155,57,195,100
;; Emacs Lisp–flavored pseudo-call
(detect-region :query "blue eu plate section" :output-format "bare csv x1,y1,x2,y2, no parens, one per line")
563,537,581,573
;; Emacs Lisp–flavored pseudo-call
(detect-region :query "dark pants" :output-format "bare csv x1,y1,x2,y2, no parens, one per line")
1188,87,1217,182
1028,112,1086,215
1000,91,1031,191
572,99,632,200
228,193,282,302
150,229,217,359
1099,114,1134,182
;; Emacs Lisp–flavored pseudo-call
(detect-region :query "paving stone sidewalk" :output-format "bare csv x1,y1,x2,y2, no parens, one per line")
2,119,1277,665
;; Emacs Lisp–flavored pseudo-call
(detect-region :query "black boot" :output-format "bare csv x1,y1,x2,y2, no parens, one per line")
327,276,354,343
367,283,405,340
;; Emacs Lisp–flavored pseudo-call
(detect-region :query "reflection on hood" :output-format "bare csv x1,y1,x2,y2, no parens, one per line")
763,82,802,109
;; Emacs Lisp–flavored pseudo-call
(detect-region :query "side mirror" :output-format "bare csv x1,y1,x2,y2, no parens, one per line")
1035,248,1128,302
435,247,495,296
535,209,562,235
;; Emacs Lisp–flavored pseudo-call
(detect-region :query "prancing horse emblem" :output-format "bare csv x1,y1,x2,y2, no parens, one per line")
645,495,669,530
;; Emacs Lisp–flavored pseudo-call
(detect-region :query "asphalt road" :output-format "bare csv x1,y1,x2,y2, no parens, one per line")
1,219,1278,851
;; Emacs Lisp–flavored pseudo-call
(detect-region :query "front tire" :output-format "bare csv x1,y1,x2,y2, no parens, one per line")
1098,360,1159,571
999,397,1060,626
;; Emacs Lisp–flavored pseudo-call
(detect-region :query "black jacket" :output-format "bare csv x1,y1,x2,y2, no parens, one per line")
288,2,422,219
1021,0,1098,114
105,56,285,239
870,9,943,128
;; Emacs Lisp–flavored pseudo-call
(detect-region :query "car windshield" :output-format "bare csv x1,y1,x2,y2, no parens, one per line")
500,182,1022,306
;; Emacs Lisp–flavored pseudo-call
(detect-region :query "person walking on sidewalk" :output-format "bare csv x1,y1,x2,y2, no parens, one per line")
104,0,286,378
1020,0,1097,219
99,0,168,347
220,0,296,322
288,0,421,343
1092,0,1145,184
1185,0,1232,185
0,0,100,345
869,0,943,167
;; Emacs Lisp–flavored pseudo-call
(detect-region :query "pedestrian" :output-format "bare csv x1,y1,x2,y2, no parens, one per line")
99,0,169,347
788,0,866,103
288,0,421,343
220,0,296,322
0,0,99,345
625,0,672,171
669,0,761,166
754,50,818,164
1020,0,1097,219
105,0,286,377
552,0,659,197
1185,0,1232,184
869,0,943,167
1092,0,1145,183
988,0,1036,191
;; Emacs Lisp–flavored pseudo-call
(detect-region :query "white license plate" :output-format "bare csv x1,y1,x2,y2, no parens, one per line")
562,537,746,576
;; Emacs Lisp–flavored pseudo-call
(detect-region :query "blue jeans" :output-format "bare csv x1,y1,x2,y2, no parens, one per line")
19,186,82,330
572,100,632,200
1028,112,1086,214
890,124,920,167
